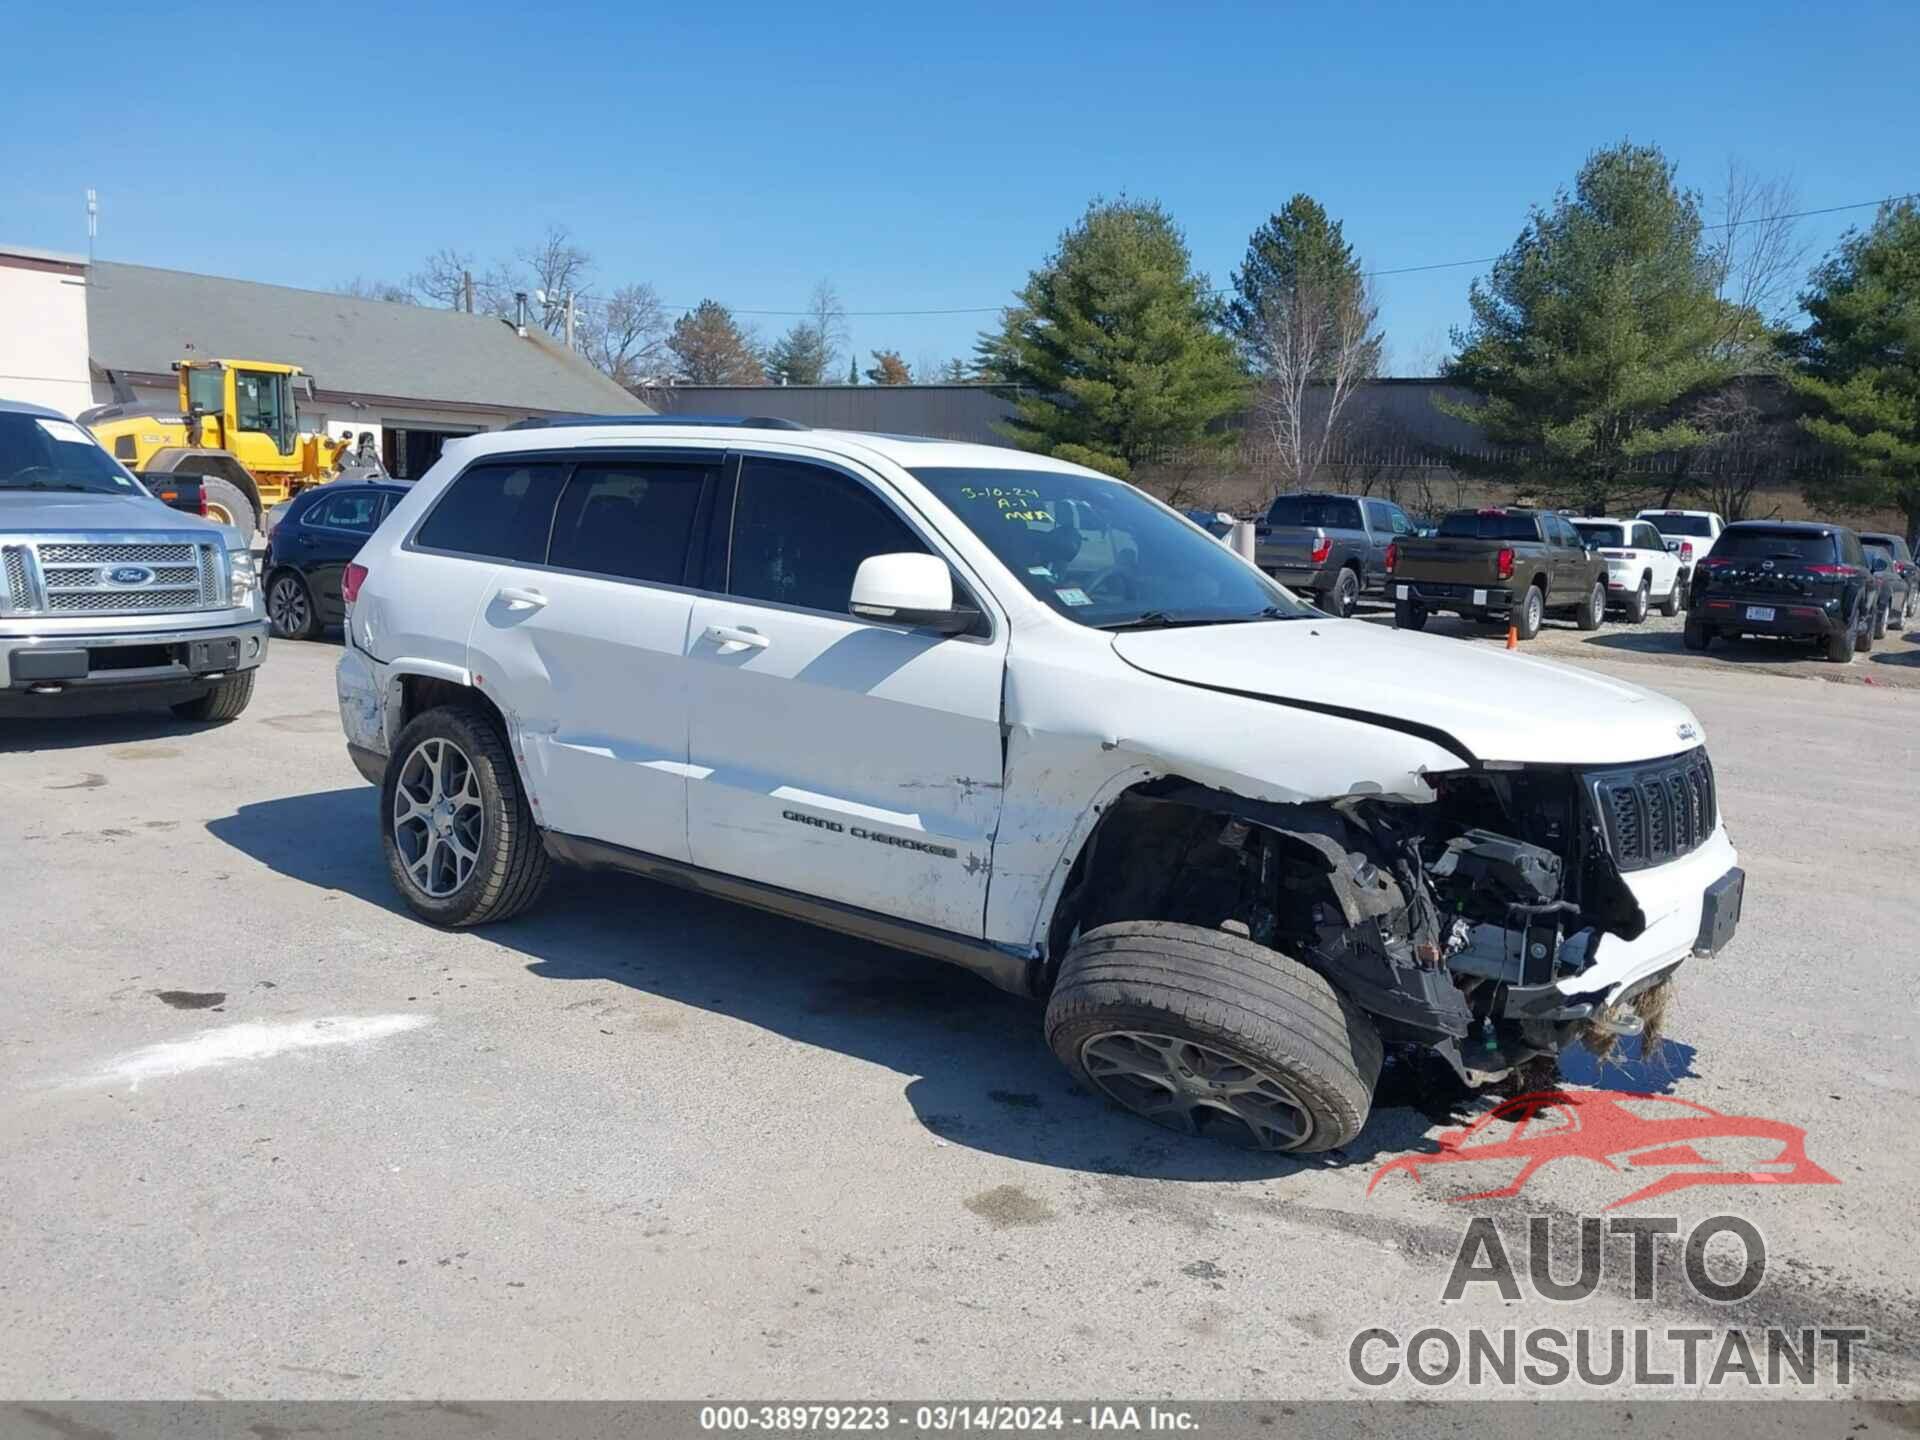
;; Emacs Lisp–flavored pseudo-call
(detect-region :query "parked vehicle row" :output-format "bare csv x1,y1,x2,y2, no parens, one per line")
1685,520,1900,662
1253,492,1418,617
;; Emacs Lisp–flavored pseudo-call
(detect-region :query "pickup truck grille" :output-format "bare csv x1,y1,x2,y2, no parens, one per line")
0,539,223,617
1585,748,1717,873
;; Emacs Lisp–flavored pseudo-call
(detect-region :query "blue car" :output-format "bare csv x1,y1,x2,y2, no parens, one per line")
261,480,409,639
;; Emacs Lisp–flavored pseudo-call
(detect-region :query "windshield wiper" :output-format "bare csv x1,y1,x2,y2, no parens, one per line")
1096,611,1226,632
5,481,99,493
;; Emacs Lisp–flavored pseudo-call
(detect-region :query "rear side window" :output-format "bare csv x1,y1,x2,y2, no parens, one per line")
1712,529,1838,564
548,461,710,585
1267,495,1361,529
1634,523,1665,550
415,462,569,563
1645,512,1715,538
312,490,383,532
727,458,929,613
1572,522,1625,548
1438,511,1541,541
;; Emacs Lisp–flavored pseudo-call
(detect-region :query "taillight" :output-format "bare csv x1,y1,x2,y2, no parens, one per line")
1309,535,1332,565
197,492,208,517
1804,564,1851,576
342,562,369,605
1496,547,1515,580
1699,556,1734,570
1384,542,1398,574
1680,541,1695,561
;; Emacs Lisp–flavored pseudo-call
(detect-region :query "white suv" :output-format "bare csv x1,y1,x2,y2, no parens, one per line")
1571,516,1684,622
337,419,1744,1153
1636,509,1726,591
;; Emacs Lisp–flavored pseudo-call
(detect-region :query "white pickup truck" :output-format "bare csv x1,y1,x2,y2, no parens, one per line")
336,419,1744,1154
1,400,266,720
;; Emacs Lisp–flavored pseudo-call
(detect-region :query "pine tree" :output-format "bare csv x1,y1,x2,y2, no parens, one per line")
666,300,764,384
766,322,830,385
1792,200,1920,538
847,354,860,384
976,198,1245,478
1441,143,1739,511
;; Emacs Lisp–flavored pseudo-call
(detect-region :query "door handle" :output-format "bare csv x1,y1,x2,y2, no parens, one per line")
704,623,770,653
497,586,548,611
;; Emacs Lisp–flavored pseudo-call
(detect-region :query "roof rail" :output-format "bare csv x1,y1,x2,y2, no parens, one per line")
505,413,810,432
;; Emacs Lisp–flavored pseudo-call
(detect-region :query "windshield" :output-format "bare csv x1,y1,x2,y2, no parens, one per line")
1572,522,1626,548
0,412,145,495
1861,537,1896,561
911,466,1315,628
1644,512,1716,538
235,369,296,453
1266,495,1361,530
1438,510,1540,541
1711,529,1837,564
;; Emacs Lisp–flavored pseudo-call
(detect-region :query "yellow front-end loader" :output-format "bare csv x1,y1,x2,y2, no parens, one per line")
82,359,349,542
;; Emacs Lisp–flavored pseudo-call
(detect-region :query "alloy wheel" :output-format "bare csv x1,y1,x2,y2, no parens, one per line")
1079,1030,1314,1151
268,576,309,636
392,737,486,898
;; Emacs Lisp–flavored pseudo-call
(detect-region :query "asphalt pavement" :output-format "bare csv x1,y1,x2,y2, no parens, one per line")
1,632,1915,1401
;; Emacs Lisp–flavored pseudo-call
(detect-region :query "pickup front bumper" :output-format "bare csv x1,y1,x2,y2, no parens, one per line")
2,618,268,693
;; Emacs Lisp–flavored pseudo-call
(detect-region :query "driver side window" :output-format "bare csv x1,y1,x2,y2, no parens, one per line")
727,458,931,614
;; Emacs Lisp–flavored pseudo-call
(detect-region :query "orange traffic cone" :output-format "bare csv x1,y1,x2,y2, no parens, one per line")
1506,623,1518,650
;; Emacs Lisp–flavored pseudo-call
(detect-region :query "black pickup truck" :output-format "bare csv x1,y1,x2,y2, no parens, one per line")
1686,521,1889,663
1386,507,1608,639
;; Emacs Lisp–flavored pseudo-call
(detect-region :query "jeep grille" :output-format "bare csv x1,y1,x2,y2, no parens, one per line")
1586,747,1717,872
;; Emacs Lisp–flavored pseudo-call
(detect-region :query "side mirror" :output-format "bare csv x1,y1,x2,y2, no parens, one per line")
1869,555,1890,574
849,553,976,635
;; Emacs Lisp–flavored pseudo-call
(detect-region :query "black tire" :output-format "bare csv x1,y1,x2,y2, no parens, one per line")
1682,620,1712,652
1871,600,1888,640
171,668,255,722
1659,577,1682,617
200,476,258,545
1576,578,1607,631
1327,567,1360,618
1393,597,1427,631
266,569,321,640
1626,576,1651,624
1045,921,1383,1154
381,704,550,926
1515,582,1545,640
1827,622,1855,664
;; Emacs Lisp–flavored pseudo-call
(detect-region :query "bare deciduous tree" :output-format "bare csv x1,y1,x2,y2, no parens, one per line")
408,247,477,309
1706,160,1807,358
336,276,415,305
808,280,849,373
518,225,594,337
579,283,671,387
1249,275,1383,496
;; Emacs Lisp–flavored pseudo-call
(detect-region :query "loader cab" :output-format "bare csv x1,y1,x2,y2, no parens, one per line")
176,360,304,460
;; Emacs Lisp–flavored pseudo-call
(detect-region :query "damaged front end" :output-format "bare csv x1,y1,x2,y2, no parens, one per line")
1052,750,1728,1080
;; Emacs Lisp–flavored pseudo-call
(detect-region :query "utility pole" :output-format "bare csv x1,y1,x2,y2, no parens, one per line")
462,270,474,314
564,292,575,351
85,189,97,265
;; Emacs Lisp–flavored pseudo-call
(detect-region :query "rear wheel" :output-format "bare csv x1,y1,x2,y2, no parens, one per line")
1393,597,1427,631
1659,576,1682,617
1683,620,1713,652
1626,576,1650,624
200,476,258,546
1044,922,1383,1154
1828,621,1857,664
1871,600,1888,640
171,669,255,723
1576,579,1607,631
382,705,551,926
1327,567,1360,618
1515,583,1545,640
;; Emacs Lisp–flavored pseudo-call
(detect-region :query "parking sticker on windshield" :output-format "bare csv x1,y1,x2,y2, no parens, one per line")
35,417,94,447
1056,587,1092,607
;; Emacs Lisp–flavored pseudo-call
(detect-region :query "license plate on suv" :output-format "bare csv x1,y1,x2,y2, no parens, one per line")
1745,605,1776,622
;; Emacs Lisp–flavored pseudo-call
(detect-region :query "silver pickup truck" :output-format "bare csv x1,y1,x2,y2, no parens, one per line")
0,399,267,721
1254,492,1417,617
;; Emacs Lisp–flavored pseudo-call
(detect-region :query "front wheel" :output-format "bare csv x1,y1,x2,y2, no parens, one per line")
382,705,550,926
1393,597,1427,631
1045,922,1383,1153
266,571,321,640
171,669,255,722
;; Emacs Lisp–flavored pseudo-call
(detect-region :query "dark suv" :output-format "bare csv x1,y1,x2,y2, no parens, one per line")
1686,521,1889,663
261,480,410,639
1861,532,1915,628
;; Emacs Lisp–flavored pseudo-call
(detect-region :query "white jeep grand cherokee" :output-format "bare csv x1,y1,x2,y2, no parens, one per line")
337,419,1743,1153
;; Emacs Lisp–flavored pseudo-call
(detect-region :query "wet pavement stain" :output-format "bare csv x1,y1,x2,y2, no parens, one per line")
154,990,227,1010
963,1184,1055,1228
45,773,106,791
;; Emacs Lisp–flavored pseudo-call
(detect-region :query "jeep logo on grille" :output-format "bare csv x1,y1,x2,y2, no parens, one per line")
106,565,154,586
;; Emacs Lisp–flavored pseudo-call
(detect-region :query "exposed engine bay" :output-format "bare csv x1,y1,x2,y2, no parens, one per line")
1048,764,1678,1078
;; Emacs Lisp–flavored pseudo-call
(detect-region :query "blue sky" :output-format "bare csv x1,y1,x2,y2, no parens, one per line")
4,0,1914,376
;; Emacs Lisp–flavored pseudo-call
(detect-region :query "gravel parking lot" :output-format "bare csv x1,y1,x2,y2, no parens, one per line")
2,635,1917,1401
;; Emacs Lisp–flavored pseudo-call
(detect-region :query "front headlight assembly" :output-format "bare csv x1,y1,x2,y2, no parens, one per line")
228,548,258,607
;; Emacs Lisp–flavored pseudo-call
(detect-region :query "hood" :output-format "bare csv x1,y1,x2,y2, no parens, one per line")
1110,619,1703,767
0,488,232,545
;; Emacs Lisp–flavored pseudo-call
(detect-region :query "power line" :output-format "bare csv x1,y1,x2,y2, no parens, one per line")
561,189,1916,323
